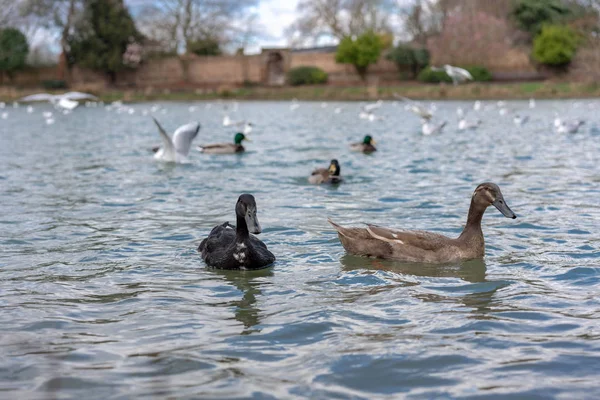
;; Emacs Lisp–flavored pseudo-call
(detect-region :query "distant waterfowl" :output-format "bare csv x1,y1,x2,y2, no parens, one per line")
473,101,482,111
152,118,201,163
1,112,7,120
290,99,300,111
458,117,482,131
431,65,473,86
513,115,529,126
529,98,536,109
309,159,342,184
395,94,433,120
329,182,517,263
197,132,248,154
421,119,447,135
362,100,383,113
557,120,585,134
198,194,275,270
350,135,377,153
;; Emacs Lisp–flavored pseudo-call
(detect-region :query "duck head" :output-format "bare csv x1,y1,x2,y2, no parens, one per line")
473,183,517,219
363,135,375,145
234,133,249,144
328,159,341,176
236,194,262,234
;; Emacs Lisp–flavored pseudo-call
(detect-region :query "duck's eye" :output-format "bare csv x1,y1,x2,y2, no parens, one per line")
499,200,503,204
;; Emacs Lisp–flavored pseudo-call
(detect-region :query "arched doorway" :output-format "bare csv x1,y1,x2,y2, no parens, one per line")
265,51,285,86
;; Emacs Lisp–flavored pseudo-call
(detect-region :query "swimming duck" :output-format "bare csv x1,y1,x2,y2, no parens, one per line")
308,159,342,184
152,118,201,163
350,135,377,153
198,194,276,269
197,133,248,154
328,183,517,263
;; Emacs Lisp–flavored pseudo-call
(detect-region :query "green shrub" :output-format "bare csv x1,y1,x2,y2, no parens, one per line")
417,67,452,83
533,24,579,66
0,28,29,76
386,44,430,78
465,66,492,82
335,31,382,80
287,66,328,86
42,80,68,90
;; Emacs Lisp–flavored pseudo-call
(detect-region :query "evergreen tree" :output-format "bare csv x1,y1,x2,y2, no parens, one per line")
68,0,141,83
0,28,29,80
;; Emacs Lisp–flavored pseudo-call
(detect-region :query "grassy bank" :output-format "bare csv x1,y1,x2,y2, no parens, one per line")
2,81,600,103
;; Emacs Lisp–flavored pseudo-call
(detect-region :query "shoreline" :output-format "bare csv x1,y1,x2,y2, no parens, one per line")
1,81,599,103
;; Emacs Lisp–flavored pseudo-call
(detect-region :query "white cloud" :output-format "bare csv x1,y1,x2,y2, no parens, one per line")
249,0,299,51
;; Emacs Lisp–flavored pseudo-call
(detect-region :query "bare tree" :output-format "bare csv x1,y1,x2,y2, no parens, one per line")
0,0,22,28
19,0,81,57
287,0,396,46
135,0,259,54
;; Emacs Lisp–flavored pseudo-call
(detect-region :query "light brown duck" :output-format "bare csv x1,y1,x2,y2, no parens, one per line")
328,183,517,263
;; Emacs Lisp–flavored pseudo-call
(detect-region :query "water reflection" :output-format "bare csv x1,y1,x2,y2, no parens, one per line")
208,268,273,334
339,254,487,283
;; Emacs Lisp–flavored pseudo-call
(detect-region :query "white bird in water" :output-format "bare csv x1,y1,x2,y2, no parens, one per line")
334,107,343,114
152,118,201,163
513,115,529,126
556,120,585,134
473,101,482,111
458,117,482,131
0,102,5,109
362,100,383,113
223,114,244,127
431,65,473,86
290,100,300,111
529,98,536,109
45,117,55,125
553,113,562,130
43,111,53,119
421,119,447,135
1,112,8,120
27,106,34,113
395,94,433,120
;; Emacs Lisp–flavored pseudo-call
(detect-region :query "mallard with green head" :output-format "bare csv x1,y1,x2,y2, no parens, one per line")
197,132,248,154
198,194,276,270
308,159,342,184
350,135,376,153
329,183,517,263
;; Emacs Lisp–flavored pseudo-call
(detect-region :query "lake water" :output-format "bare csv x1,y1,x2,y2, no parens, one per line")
1,99,599,399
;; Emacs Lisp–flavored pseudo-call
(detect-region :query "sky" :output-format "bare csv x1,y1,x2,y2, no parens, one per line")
124,0,301,52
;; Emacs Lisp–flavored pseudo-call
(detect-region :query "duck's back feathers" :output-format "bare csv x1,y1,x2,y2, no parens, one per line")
198,143,244,154
199,222,275,269
350,143,377,153
309,168,342,184
328,219,473,263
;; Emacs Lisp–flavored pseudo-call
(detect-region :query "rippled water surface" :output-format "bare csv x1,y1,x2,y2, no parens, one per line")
1,99,600,399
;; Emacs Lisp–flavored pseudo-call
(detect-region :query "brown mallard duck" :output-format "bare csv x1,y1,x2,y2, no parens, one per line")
197,132,248,154
328,183,517,263
350,135,376,153
308,159,342,184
